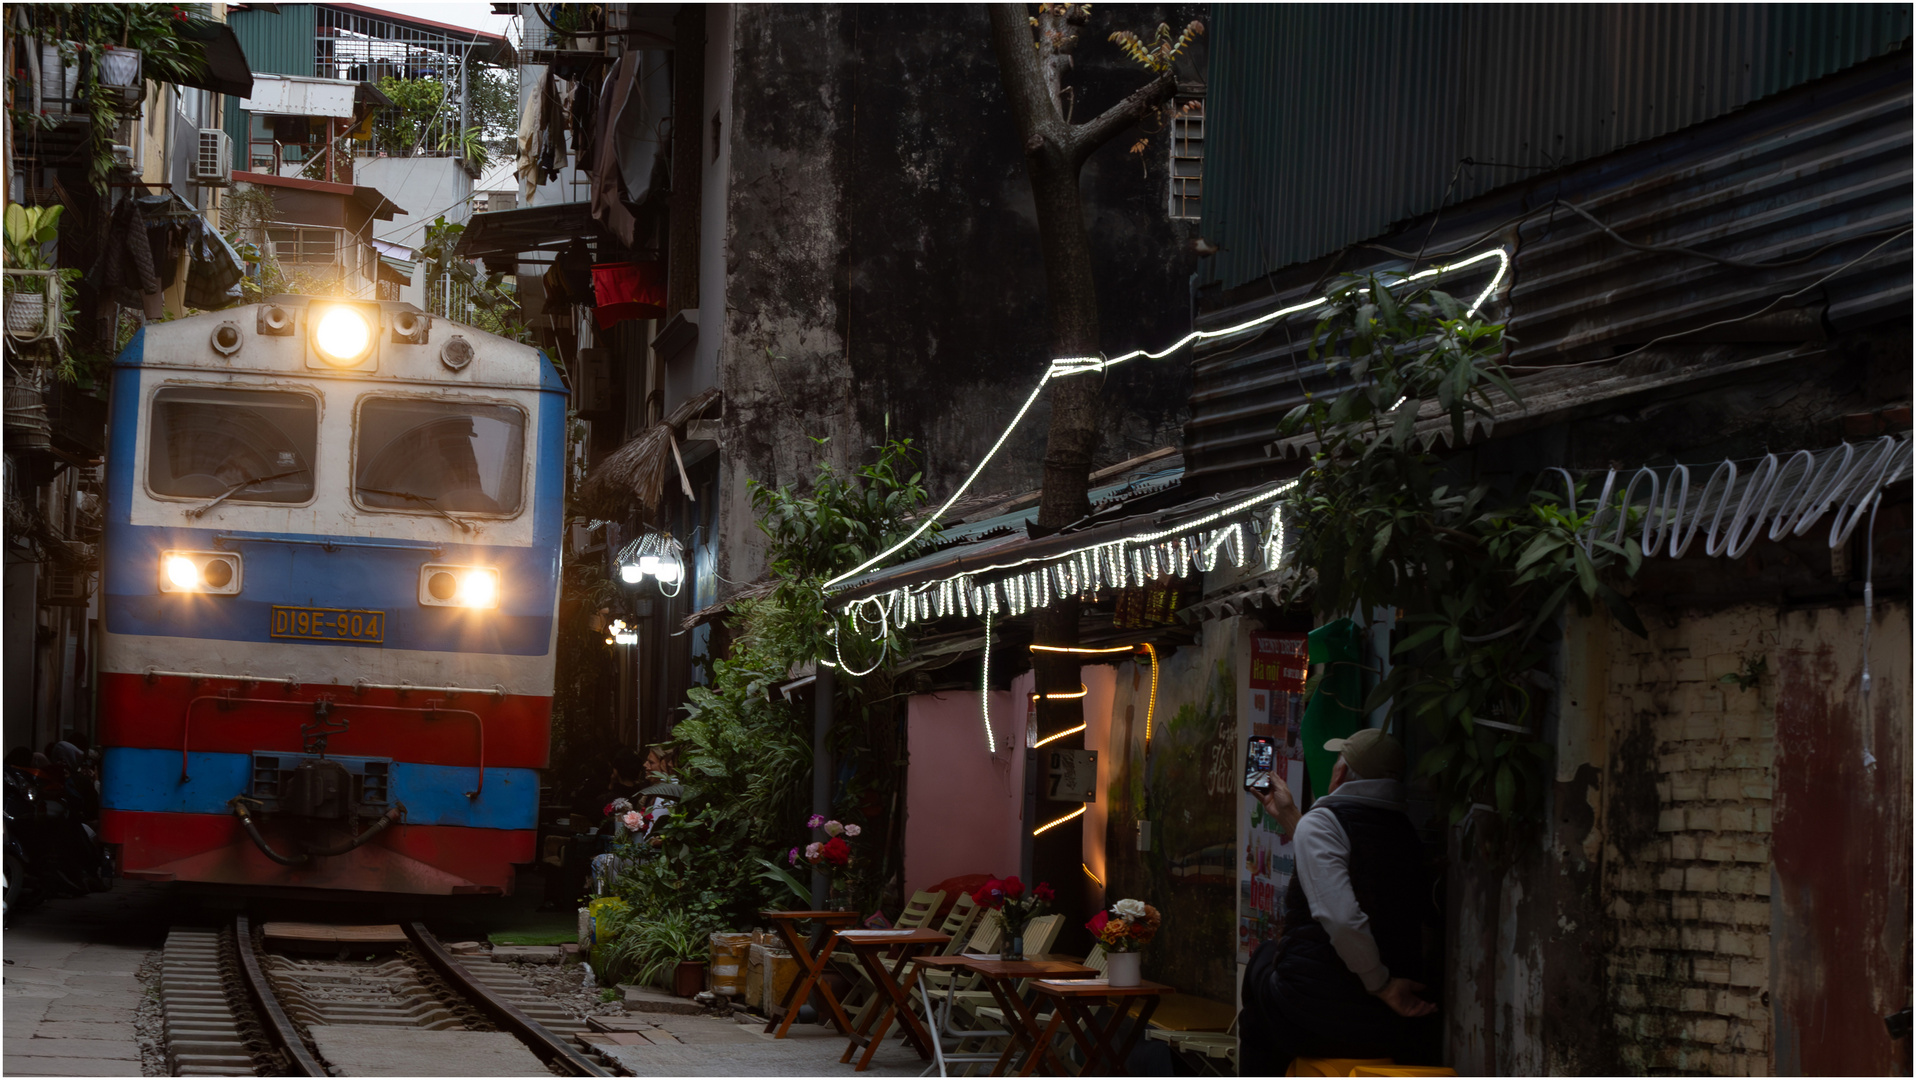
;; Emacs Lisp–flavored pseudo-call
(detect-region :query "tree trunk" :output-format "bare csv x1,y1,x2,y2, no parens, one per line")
987,2,1175,948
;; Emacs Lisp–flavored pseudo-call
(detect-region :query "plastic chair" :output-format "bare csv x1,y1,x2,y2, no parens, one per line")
1149,1017,1237,1076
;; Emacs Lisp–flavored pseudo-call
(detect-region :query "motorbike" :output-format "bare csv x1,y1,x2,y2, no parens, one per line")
3,762,110,921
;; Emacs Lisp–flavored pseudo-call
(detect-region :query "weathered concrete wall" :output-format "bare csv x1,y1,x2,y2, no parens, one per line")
1448,591,1912,1076
715,4,1206,591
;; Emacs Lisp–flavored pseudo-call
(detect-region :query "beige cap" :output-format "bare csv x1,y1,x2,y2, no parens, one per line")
1323,727,1405,780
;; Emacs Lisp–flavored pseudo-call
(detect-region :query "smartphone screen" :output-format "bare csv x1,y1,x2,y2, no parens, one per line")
1244,736,1276,792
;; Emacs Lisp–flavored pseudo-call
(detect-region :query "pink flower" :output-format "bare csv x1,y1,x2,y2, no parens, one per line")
621,810,642,831
807,814,826,829
843,824,862,837
787,846,799,865
824,820,844,837
805,842,823,861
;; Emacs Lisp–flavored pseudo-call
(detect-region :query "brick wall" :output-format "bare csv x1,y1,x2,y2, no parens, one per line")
1603,604,1777,1076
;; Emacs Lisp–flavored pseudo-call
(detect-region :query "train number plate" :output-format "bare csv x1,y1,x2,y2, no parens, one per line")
270,606,385,644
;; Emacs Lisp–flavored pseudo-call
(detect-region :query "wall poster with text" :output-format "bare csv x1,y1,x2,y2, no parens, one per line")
1238,630,1309,964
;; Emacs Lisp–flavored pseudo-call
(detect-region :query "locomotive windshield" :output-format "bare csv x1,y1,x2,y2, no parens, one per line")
354,398,526,515
146,387,317,504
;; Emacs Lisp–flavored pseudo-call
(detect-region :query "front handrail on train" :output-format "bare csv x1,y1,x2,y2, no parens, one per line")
353,679,509,700
175,692,488,798
146,668,508,701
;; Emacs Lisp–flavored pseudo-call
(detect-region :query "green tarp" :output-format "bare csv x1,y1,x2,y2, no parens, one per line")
1301,618,1364,801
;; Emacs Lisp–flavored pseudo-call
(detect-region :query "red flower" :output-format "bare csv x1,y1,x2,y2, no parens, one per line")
1034,882,1055,903
820,836,852,867
971,877,1007,909
1086,911,1110,935
1003,876,1025,900
603,803,615,816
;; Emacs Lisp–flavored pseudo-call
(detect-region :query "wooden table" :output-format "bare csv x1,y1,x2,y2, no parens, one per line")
833,928,951,1071
907,955,1096,1077
1025,978,1176,1077
758,909,864,1039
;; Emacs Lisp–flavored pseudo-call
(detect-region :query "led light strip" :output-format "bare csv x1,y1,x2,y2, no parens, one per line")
824,246,1508,591
1082,862,1105,887
1029,684,1091,701
1142,643,1159,747
1033,723,1089,748
839,477,1301,638
980,609,997,753
1033,805,1087,836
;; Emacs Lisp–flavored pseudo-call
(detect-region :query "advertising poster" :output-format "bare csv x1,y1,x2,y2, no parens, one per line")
1238,631,1309,963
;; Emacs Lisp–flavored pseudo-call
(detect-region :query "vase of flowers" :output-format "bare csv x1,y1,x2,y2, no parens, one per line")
971,876,1055,961
1088,899,1161,987
790,814,861,909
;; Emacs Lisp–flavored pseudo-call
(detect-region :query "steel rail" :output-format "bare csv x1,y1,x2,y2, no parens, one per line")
402,921,611,1076
232,916,325,1076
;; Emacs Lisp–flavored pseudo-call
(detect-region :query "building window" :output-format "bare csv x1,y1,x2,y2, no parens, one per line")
1169,101,1203,221
266,225,341,266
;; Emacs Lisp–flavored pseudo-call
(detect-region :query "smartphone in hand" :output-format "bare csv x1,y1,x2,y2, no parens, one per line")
1244,736,1276,793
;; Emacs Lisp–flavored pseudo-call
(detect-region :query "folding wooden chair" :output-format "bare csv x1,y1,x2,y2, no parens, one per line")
1150,1016,1238,1075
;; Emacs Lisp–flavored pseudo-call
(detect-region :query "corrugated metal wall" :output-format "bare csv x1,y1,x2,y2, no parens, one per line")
1184,54,1912,494
223,5,318,154
1202,4,1912,289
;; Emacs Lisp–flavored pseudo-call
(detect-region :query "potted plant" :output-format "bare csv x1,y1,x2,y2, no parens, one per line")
4,203,64,341
971,876,1056,961
1087,898,1161,987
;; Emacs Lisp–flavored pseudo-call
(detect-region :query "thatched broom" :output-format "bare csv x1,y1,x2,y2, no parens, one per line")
579,386,722,516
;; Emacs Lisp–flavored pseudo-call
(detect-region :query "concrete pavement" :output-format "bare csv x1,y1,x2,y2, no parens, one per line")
4,882,174,1077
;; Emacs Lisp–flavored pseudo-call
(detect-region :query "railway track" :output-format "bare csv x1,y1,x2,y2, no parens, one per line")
159,918,617,1076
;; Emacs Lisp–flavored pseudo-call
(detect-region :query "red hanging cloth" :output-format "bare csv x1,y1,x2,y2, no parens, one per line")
591,261,666,327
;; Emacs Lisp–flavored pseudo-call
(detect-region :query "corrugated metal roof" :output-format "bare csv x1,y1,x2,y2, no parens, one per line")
1184,53,1913,495
1201,4,1912,289
230,4,319,78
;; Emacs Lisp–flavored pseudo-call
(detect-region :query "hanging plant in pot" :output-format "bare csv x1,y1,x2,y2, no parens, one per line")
4,203,64,341
1087,899,1161,987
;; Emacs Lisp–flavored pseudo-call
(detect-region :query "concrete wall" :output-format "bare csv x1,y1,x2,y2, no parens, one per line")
1447,594,1912,1075
355,156,473,249
710,4,1207,593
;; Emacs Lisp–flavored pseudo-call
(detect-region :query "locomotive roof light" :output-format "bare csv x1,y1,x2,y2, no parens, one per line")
418,563,501,610
312,305,374,367
209,321,243,357
614,534,685,596
159,550,243,595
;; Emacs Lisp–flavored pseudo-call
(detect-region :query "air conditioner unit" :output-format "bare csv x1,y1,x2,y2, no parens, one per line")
40,567,91,607
193,128,232,186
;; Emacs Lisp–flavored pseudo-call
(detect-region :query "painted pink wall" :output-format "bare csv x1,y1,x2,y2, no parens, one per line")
905,666,1118,897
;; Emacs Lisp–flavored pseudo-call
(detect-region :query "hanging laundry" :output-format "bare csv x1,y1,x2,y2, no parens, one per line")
86,195,163,326
536,68,567,183
515,87,543,202
590,261,666,327
183,220,245,310
589,52,643,246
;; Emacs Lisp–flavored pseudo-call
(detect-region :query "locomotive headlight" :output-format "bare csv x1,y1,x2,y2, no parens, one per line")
456,569,499,609
164,555,200,590
419,563,500,609
312,306,373,366
159,550,243,595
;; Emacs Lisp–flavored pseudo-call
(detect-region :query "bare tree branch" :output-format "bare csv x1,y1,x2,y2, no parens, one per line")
1064,71,1176,164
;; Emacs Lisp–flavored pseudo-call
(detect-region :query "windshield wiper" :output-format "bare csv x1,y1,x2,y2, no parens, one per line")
359,487,475,532
186,469,308,518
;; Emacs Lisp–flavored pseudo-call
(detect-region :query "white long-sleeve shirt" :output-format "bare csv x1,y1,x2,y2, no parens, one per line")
1289,777,1407,994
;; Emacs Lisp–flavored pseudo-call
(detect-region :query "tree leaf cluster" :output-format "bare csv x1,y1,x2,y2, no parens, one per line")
1279,274,1645,830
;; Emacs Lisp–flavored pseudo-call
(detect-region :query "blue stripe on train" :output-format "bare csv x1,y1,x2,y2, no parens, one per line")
102,330,568,656
100,747,539,829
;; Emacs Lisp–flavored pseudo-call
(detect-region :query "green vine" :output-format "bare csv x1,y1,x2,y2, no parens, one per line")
1279,274,1645,830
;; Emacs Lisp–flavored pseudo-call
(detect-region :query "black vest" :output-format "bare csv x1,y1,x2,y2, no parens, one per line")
1274,799,1430,1000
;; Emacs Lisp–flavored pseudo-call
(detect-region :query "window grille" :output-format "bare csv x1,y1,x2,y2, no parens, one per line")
1170,103,1204,221
266,226,342,266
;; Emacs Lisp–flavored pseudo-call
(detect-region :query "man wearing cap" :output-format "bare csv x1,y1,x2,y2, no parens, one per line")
1239,727,1439,1073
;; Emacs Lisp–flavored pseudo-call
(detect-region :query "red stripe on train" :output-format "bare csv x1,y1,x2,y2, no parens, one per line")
102,809,535,894
97,672,552,769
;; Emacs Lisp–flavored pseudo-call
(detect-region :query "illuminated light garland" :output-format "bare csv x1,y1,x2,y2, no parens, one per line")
1032,805,1088,836
1029,684,1090,701
824,248,1510,590
1143,643,1159,747
1082,863,1105,888
980,609,996,753
839,477,1303,637
1029,644,1137,655
1033,723,1089,748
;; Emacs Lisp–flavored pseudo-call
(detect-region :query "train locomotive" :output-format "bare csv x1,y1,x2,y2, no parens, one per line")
95,298,564,894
